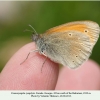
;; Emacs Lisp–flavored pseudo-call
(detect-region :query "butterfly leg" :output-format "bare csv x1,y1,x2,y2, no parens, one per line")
41,57,48,73
20,49,39,65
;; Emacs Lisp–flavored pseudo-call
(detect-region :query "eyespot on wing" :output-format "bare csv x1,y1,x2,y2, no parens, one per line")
45,21,100,45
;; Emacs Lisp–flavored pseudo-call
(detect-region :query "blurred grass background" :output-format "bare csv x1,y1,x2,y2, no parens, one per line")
0,1,100,72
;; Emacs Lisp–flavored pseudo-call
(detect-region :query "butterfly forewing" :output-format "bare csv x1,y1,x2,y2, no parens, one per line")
40,21,100,68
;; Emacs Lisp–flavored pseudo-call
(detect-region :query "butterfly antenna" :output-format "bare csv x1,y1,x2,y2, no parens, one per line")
23,29,33,32
28,24,38,35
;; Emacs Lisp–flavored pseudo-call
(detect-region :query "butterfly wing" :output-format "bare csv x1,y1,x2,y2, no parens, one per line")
45,21,100,46
42,21,100,68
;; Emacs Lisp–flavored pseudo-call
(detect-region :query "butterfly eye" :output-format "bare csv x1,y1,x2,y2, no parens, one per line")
84,29,88,33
